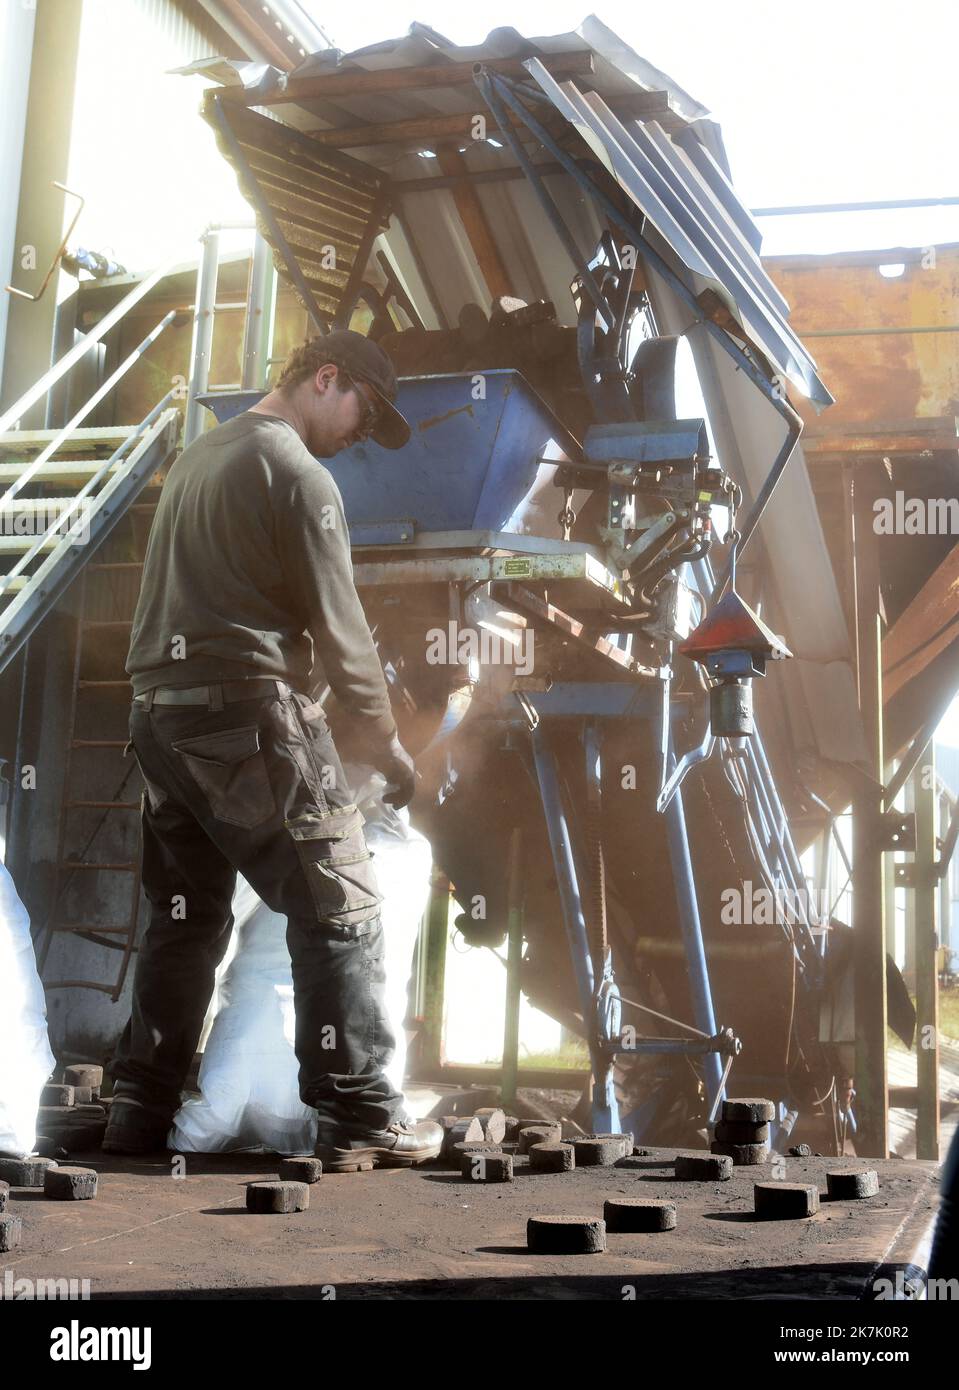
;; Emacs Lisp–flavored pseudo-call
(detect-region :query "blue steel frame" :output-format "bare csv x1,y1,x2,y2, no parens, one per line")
467,65,840,1143
513,680,733,1139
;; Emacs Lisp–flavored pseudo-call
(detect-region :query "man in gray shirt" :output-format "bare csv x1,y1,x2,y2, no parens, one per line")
104,331,442,1172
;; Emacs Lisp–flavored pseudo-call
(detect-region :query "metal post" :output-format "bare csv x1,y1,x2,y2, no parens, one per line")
851,466,888,1158
242,232,277,391
905,774,917,986
939,805,952,956
417,867,450,1074
662,779,724,1111
915,742,940,1160
183,229,220,446
884,759,901,967
530,725,596,1016
501,826,523,1107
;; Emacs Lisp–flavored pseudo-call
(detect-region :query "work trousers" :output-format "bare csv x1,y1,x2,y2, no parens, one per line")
109,682,404,1135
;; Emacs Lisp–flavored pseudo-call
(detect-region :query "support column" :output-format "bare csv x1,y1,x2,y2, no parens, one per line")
851,465,888,1158
904,775,917,987
501,827,523,1107
416,868,450,1075
915,742,940,1160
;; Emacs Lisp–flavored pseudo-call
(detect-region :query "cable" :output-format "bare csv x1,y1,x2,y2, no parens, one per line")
618,993,709,1039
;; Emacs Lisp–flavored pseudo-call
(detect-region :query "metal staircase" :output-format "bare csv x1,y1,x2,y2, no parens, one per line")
0,416,178,675
1,226,278,997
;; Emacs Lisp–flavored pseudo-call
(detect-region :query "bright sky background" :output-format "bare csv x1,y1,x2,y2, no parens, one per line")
301,0,959,255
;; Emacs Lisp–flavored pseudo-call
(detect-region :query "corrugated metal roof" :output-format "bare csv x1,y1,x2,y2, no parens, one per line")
181,16,864,785
186,15,830,407
524,59,832,408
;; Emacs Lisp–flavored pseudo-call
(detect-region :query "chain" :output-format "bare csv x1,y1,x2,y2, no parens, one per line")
558,487,576,542
722,478,742,591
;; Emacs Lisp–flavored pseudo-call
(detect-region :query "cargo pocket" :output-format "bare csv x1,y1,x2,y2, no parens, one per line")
286,802,383,936
171,724,276,829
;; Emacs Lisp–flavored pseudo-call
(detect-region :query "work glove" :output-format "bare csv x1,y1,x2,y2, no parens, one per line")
369,732,416,809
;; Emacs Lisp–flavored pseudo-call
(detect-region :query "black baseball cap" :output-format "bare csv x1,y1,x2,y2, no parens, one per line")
317,329,411,450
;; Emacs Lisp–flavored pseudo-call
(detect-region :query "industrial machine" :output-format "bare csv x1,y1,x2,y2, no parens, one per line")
2,20,900,1155
188,20,858,1150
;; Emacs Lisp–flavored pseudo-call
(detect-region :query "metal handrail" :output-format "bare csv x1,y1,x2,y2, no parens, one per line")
0,406,180,658
0,381,178,597
0,255,182,438
0,311,177,572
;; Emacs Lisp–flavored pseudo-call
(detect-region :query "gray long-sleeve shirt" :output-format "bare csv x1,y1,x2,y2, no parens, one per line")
126,412,397,744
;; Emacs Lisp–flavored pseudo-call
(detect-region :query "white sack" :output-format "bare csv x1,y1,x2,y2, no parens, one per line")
171,768,431,1153
0,862,56,1158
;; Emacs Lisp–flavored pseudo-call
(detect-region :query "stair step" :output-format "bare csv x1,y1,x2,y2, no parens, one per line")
0,426,133,456
0,498,89,516
0,460,163,486
0,535,60,554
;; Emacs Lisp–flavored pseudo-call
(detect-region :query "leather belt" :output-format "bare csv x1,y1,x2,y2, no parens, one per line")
134,678,292,707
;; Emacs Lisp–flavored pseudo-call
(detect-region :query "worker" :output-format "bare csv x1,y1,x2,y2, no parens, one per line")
103,330,443,1172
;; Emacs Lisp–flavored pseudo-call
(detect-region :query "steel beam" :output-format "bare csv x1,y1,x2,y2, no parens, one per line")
851,465,889,1158
915,742,941,1159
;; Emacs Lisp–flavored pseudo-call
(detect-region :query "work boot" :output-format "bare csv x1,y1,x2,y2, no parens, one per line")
314,1118,444,1173
101,1096,174,1154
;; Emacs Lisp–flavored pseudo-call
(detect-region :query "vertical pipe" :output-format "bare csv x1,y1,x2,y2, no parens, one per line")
501,826,523,1107
851,466,888,1158
183,230,220,446
939,813,952,957
530,725,596,1018
884,759,902,967
662,780,724,1109
915,742,940,1160
242,232,277,391
905,774,917,985
417,867,450,1075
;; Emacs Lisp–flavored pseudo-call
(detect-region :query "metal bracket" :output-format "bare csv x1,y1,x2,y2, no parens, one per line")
880,810,917,853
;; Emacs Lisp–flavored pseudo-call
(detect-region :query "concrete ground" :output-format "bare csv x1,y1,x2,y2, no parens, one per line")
1,1139,939,1300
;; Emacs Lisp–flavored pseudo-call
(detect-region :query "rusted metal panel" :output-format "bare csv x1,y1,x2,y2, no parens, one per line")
766,245,959,428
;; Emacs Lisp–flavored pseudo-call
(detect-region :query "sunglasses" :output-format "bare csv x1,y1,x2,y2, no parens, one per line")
342,374,380,439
